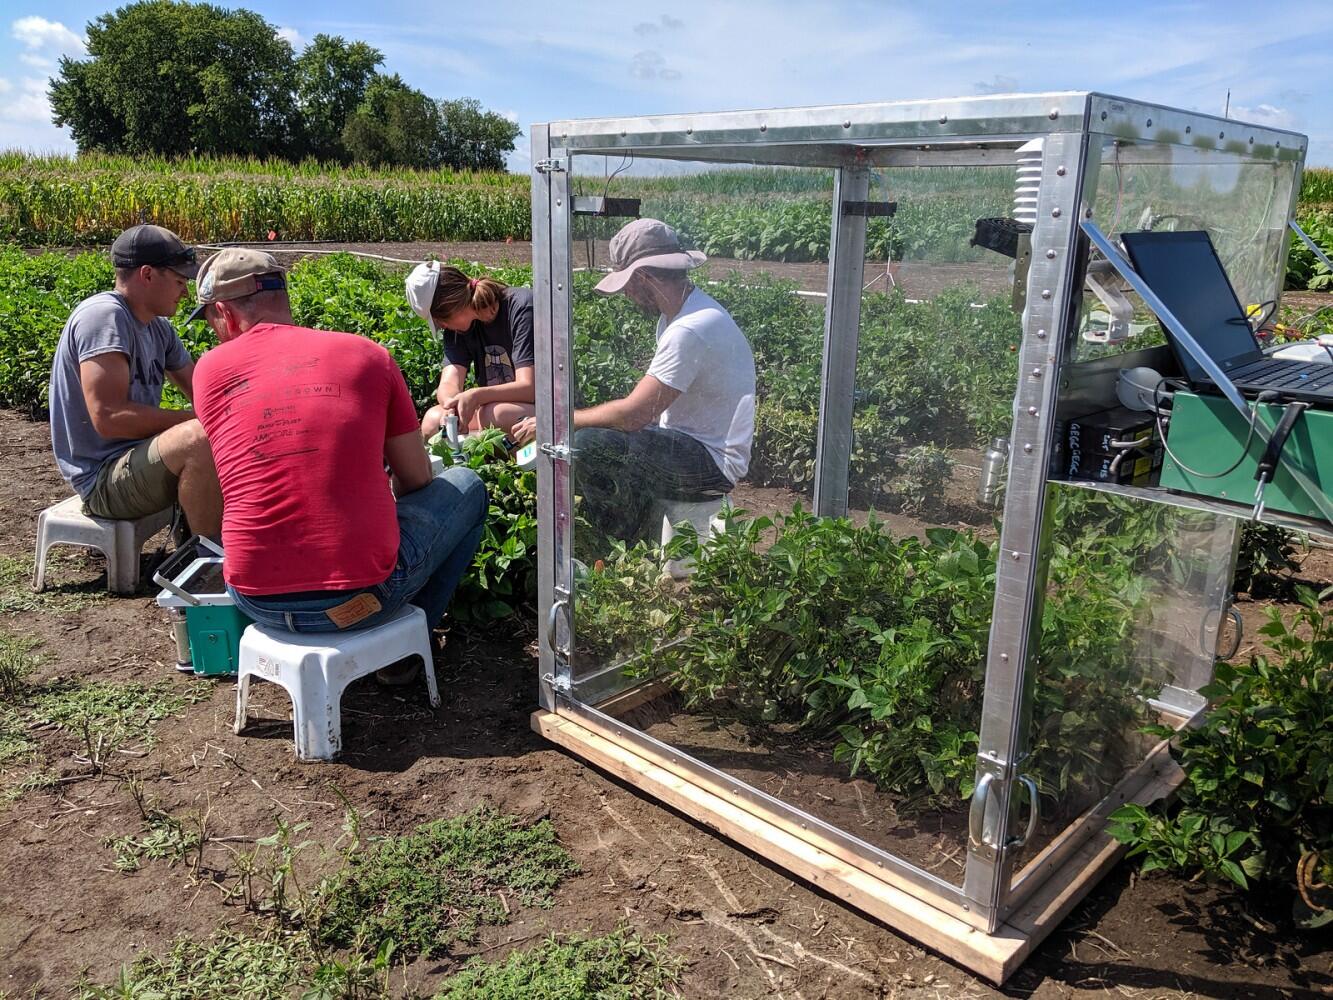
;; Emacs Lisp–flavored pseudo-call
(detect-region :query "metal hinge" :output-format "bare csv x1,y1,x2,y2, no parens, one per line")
540,442,578,462
535,158,566,173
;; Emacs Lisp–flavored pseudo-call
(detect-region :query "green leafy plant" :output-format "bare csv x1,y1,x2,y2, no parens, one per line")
433,926,684,1000
1109,585,1333,925
314,805,578,959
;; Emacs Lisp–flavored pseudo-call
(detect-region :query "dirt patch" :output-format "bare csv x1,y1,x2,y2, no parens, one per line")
1,407,1330,997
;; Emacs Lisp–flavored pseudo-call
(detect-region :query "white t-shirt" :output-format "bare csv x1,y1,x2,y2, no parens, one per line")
646,287,756,484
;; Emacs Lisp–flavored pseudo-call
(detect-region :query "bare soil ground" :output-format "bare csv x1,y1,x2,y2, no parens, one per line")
3,408,1332,998
189,238,1013,300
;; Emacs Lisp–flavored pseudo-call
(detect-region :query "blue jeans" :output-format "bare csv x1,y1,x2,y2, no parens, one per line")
574,426,733,543
228,468,487,634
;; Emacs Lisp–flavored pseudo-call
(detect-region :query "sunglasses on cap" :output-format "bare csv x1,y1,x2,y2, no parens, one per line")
153,247,198,267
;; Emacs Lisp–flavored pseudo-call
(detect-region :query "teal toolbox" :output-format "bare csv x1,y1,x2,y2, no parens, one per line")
154,537,252,676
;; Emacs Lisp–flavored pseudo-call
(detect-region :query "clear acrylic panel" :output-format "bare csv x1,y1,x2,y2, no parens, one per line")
567,154,1029,892
568,157,820,707
1072,138,1300,365
1009,486,1240,880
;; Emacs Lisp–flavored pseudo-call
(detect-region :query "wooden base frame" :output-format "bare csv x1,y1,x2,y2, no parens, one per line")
533,708,1183,985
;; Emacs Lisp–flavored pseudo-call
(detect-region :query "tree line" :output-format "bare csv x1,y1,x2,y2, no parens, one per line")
48,1,521,170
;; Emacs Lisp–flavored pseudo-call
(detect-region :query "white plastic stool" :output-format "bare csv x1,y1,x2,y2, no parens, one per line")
658,496,727,580
32,496,173,595
233,604,440,761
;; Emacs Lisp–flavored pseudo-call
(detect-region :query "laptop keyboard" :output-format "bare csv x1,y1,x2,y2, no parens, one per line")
1227,359,1333,392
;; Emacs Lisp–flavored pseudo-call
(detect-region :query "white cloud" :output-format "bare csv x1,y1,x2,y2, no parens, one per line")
11,16,85,56
276,26,302,47
501,108,519,123
0,74,73,153
1229,103,1296,129
19,52,52,69
0,77,55,124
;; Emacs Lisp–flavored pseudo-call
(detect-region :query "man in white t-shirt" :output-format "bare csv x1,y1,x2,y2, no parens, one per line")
517,218,755,541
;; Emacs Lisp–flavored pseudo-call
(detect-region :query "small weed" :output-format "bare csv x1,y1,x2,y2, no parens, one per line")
315,805,579,959
72,926,305,1000
231,817,320,925
0,554,105,615
1,769,57,802
0,707,36,766
0,631,38,704
105,809,202,873
433,927,684,1000
31,678,208,753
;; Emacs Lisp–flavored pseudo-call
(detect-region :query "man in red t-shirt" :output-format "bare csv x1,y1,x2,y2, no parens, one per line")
191,249,486,681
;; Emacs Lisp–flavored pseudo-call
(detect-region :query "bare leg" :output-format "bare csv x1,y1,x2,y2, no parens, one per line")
154,419,222,538
475,402,536,438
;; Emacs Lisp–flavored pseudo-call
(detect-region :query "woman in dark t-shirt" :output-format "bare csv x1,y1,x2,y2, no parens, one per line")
405,262,536,439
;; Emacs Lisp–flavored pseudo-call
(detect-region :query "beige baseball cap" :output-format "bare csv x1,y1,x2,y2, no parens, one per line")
594,218,706,295
186,248,287,322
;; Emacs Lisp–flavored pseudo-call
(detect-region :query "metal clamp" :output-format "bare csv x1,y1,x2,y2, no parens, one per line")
540,442,578,463
535,158,566,173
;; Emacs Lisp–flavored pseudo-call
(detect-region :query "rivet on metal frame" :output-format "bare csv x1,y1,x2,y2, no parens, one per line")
1219,131,1225,139
1056,166,1066,176
1048,108,1059,120
1036,328,1047,339
1027,406,1039,416
1186,126,1192,134
1041,289,1052,299
1045,249,1056,259
686,127,693,135
1146,118,1153,127
1000,653,1009,661
1023,443,1033,453
843,120,851,129
557,283,563,291
1011,551,1021,560
1100,111,1107,121
1030,368,1042,378
1051,207,1061,218
759,123,768,132
939,115,948,124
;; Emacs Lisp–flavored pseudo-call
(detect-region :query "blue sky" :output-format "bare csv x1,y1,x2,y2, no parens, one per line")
3,1,1333,168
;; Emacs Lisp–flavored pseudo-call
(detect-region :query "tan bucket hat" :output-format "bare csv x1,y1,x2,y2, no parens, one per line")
594,218,706,295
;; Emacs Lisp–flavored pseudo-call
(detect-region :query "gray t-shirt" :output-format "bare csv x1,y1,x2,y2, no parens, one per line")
49,291,191,496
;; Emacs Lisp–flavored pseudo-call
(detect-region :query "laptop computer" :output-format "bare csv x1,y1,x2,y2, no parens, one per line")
1119,229,1333,402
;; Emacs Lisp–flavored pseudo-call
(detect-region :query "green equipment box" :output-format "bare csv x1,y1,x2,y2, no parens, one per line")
1161,390,1333,521
154,538,251,677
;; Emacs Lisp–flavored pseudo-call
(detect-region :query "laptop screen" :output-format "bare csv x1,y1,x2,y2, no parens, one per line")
1119,230,1259,383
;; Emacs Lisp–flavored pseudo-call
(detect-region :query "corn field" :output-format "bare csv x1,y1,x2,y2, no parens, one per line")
0,153,530,244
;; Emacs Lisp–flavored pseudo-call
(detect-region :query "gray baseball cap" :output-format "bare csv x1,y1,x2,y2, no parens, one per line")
110,225,199,279
594,218,706,295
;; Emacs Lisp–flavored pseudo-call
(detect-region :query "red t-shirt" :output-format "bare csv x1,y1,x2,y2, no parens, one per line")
193,323,420,595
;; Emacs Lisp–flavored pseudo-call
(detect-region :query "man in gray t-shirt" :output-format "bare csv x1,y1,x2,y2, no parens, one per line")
48,225,221,537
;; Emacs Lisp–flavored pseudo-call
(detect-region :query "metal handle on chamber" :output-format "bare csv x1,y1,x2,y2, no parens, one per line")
968,772,995,850
1010,775,1040,849
545,597,569,657
968,772,1039,850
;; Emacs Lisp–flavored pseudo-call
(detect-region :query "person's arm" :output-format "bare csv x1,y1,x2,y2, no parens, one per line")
80,353,195,439
454,366,535,423
574,374,679,432
166,358,196,403
385,429,432,496
435,363,468,409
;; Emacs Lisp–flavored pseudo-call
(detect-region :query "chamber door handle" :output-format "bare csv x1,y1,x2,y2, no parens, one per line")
545,597,570,658
1009,775,1040,849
